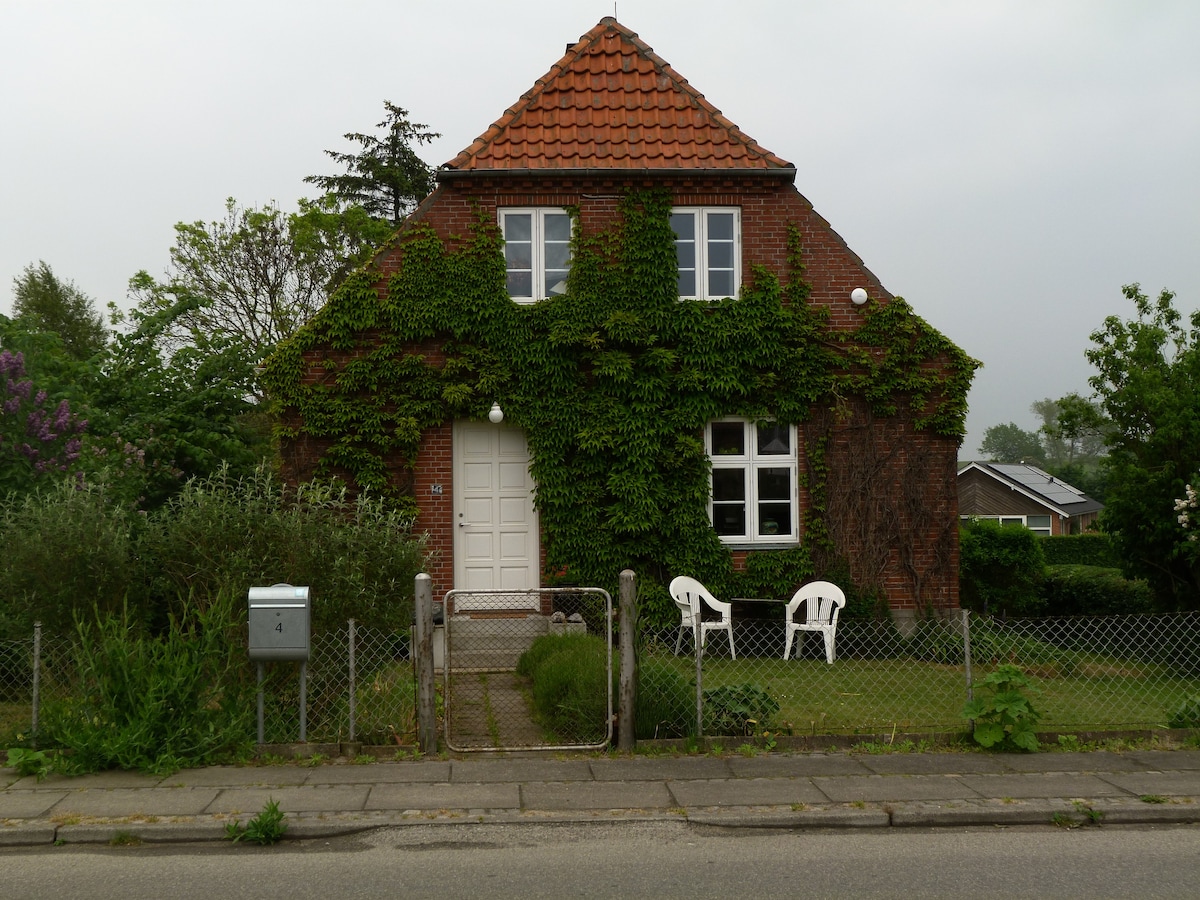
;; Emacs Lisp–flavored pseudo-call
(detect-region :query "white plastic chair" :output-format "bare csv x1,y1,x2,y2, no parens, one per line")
669,576,736,660
783,581,846,664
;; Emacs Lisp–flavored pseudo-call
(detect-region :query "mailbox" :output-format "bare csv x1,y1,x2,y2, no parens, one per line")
248,584,311,661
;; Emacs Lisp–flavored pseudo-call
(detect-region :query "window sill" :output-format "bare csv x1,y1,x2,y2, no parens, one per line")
719,541,800,551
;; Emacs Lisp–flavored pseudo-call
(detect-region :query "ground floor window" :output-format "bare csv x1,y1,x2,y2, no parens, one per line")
961,514,1053,537
706,418,797,545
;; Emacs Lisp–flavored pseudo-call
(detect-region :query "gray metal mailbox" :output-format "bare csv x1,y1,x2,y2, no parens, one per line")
248,584,311,662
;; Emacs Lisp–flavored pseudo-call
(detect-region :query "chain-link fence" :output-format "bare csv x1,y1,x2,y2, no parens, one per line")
639,609,1200,740
443,588,612,752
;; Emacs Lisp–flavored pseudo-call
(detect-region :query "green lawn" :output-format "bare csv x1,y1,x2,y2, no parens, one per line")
645,653,1200,734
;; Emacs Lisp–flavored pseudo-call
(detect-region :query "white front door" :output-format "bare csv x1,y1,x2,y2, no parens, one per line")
453,420,539,606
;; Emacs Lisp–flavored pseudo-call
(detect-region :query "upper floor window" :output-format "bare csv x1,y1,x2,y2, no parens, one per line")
499,208,571,303
670,208,741,300
707,418,797,545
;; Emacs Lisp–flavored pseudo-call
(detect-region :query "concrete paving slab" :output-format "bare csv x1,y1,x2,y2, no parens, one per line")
449,758,593,783
46,787,221,817
813,774,982,802
207,785,371,814
0,790,68,818
307,761,453,785
1097,770,1200,797
957,772,1128,799
726,753,872,778
1126,749,1200,770
668,777,828,808
365,782,520,811
991,751,1143,773
889,798,1066,827
520,780,674,810
857,753,1009,776
10,769,164,790
689,807,891,829
589,757,733,781
160,766,311,788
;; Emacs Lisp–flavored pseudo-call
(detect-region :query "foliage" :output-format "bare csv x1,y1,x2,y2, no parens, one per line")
225,797,288,845
304,100,439,227
6,747,52,781
1167,693,1200,730
0,347,88,496
41,595,255,775
1039,534,1118,568
1086,284,1200,609
1036,393,1110,470
962,664,1041,751
1038,565,1155,616
517,632,611,738
701,683,780,736
10,261,107,360
634,658,694,740
136,466,426,633
292,194,398,293
0,480,137,639
352,662,417,746
264,190,976,616
959,518,1046,616
978,422,1045,465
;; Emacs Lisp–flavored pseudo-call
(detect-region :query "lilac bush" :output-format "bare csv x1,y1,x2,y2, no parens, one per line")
0,349,87,493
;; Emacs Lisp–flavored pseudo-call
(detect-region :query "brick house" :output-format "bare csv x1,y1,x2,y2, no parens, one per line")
267,18,976,626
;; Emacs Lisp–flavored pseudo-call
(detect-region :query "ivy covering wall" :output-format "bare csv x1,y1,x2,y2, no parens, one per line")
263,190,977,627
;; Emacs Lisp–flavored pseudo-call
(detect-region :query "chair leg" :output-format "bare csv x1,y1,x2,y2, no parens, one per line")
783,629,793,660
725,624,736,661
823,630,834,664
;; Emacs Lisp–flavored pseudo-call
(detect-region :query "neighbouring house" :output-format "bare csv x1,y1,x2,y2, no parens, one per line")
264,18,977,628
958,462,1103,535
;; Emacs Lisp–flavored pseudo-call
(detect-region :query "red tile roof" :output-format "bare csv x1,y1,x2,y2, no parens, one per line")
443,18,794,174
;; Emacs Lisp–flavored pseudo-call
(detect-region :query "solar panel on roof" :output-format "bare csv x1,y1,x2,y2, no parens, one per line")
991,464,1087,507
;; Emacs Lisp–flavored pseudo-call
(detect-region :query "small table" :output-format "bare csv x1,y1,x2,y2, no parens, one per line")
731,597,784,620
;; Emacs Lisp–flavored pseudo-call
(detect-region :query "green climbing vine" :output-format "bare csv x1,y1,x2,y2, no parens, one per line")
262,189,978,627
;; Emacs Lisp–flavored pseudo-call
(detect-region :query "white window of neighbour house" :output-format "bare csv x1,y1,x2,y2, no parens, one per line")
670,208,740,300
707,418,797,544
499,209,572,303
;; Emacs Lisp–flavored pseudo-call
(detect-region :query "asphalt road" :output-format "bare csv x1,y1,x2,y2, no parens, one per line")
3,820,1198,899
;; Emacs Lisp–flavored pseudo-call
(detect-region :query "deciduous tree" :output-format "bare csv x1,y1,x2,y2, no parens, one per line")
11,261,106,360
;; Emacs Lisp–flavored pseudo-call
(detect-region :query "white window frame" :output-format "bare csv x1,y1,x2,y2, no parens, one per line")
671,207,741,301
706,417,798,545
499,208,572,304
960,514,1053,537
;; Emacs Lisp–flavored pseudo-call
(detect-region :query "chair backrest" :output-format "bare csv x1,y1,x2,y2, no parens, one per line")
669,576,729,619
786,580,847,627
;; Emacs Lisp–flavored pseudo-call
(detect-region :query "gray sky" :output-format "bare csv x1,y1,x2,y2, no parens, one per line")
2,1,1197,457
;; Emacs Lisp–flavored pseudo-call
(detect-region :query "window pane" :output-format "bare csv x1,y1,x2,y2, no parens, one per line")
506,271,532,297
708,241,734,269
545,269,570,296
670,213,695,241
713,503,746,536
757,502,792,536
1027,515,1052,528
1000,517,1022,526
712,467,746,502
710,421,745,456
504,214,531,242
545,243,571,269
677,270,696,296
756,423,791,455
505,242,532,269
757,466,791,501
707,271,733,298
706,212,734,241
675,241,696,269
544,213,571,242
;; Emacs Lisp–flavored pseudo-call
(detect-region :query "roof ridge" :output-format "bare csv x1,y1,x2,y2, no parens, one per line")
443,17,792,173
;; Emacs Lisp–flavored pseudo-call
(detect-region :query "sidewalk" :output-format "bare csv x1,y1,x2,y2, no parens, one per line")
2,748,1198,846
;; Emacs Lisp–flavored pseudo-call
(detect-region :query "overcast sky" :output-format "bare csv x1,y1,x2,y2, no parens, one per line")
2,1,1197,456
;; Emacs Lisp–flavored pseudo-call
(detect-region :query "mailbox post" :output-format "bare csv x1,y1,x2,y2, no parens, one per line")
248,585,311,744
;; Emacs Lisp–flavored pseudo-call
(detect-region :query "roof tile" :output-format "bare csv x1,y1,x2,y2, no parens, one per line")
445,17,792,172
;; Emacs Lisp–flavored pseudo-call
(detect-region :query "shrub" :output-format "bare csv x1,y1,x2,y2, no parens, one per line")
702,683,780,737
1040,534,1119,568
963,664,1041,752
1038,565,1155,616
1167,694,1200,730
959,519,1045,616
40,592,254,774
518,633,611,740
635,659,694,740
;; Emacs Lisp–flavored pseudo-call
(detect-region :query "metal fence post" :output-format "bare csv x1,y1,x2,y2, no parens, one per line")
694,605,704,740
348,619,357,743
414,573,437,754
31,621,42,748
961,608,974,703
618,570,636,751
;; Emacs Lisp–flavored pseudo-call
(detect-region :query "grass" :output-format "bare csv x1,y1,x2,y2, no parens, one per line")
0,702,30,745
644,652,1200,734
